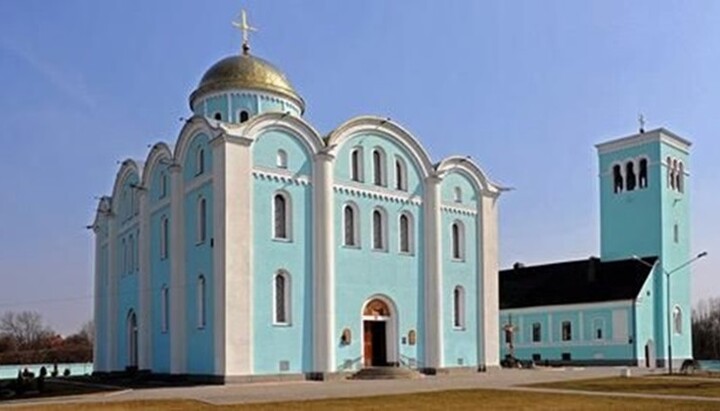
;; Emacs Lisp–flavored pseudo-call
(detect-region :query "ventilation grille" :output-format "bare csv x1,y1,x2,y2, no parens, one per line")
279,360,290,372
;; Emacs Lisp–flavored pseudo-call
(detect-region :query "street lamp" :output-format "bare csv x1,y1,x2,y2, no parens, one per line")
634,252,708,374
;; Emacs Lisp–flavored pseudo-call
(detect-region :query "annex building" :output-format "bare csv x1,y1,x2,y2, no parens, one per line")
91,13,504,381
500,128,698,368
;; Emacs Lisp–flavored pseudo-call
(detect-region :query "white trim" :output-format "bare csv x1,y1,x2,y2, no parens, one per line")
169,164,187,374
511,339,632,349
333,183,422,205
441,203,478,216
371,146,388,187
272,191,293,241
342,202,361,248
150,198,171,214
252,168,311,186
423,176,443,369
398,211,414,255
371,206,388,252
272,270,292,326
360,295,399,367
595,128,691,154
193,88,303,116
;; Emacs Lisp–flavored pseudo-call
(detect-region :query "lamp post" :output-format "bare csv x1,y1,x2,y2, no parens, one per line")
634,252,708,374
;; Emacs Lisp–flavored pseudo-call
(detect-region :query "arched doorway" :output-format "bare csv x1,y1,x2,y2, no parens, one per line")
361,297,398,367
127,310,138,368
644,339,655,368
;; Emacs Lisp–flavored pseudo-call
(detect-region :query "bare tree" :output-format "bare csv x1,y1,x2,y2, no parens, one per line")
79,320,94,345
0,311,53,349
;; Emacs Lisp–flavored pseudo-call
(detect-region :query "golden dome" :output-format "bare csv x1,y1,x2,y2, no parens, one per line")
190,53,304,112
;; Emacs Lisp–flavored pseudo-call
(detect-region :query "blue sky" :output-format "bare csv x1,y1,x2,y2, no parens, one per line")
0,0,718,335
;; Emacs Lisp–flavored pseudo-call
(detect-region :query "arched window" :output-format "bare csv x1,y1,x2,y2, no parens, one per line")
673,306,682,334
399,213,413,254
276,149,288,169
395,157,407,191
451,221,465,260
638,158,648,188
532,323,541,342
372,208,386,251
274,271,291,325
273,193,291,240
159,171,168,199
670,159,677,189
196,197,207,244
213,112,222,121
160,216,169,259
350,148,363,182
613,164,624,193
126,310,138,367
625,161,637,191
196,147,205,176
562,321,572,341
128,234,135,273
161,285,169,333
454,187,463,203
453,286,465,329
239,110,249,123
197,275,206,329
372,149,385,186
343,204,359,247
667,156,673,188
677,162,684,193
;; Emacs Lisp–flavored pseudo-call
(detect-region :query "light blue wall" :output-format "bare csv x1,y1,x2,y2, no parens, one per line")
500,303,635,363
182,133,212,182
149,162,171,373
252,129,314,374
193,92,301,122
634,268,656,362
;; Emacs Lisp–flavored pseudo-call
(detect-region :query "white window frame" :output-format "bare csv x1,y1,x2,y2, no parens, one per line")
197,275,206,329
350,147,364,182
394,156,408,191
272,191,292,241
453,286,466,330
276,149,288,169
561,321,572,341
372,207,388,252
196,196,207,244
343,202,360,248
451,220,465,261
592,317,605,340
273,270,291,326
398,212,414,255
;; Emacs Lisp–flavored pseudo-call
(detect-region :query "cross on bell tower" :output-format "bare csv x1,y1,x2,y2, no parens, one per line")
232,9,257,55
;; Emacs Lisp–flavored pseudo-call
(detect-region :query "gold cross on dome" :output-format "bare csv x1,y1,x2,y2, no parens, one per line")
232,9,257,54
638,113,646,133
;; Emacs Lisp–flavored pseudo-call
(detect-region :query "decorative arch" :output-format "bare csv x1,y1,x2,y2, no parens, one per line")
436,156,502,197
240,112,324,156
111,159,142,207
326,116,435,179
172,116,220,168
141,142,173,190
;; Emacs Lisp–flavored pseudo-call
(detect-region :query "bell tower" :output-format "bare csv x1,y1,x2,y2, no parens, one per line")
596,127,693,366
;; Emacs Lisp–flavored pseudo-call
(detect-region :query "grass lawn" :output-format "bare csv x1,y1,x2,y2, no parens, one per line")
11,388,720,411
527,376,720,398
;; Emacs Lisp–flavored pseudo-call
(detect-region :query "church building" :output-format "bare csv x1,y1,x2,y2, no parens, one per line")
499,127,702,368
91,13,504,381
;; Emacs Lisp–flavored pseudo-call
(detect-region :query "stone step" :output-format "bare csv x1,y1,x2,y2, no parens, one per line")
350,366,423,380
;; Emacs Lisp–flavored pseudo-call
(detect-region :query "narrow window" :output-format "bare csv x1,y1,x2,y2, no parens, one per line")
121,238,127,274
451,221,464,260
159,172,168,199
160,216,169,259
343,205,357,247
613,164,624,193
274,272,290,324
197,197,207,244
372,150,384,186
596,327,603,340
562,321,572,341
350,148,362,182
372,209,385,250
128,234,135,273
273,193,290,240
399,213,411,253
196,147,205,176
677,162,684,193
673,223,679,243
670,159,677,190
161,285,169,333
667,156,673,188
454,187,462,203
197,275,206,328
213,112,222,121
673,306,682,334
625,161,636,191
276,149,288,169
453,286,465,329
239,110,249,123
673,159,680,191
639,158,648,188
593,318,604,340
532,323,541,342
395,157,407,191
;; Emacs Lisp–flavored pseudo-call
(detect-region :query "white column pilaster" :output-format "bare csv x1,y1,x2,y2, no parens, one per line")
169,164,187,374
211,133,254,377
106,215,118,371
138,190,152,370
478,193,500,369
313,152,335,374
423,175,443,370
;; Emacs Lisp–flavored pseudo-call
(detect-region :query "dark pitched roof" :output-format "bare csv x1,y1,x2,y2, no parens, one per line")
499,256,658,310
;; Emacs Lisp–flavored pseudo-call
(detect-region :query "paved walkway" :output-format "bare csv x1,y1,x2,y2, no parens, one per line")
3,367,718,408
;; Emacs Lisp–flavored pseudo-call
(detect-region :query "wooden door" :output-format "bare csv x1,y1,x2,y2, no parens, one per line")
363,321,373,366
